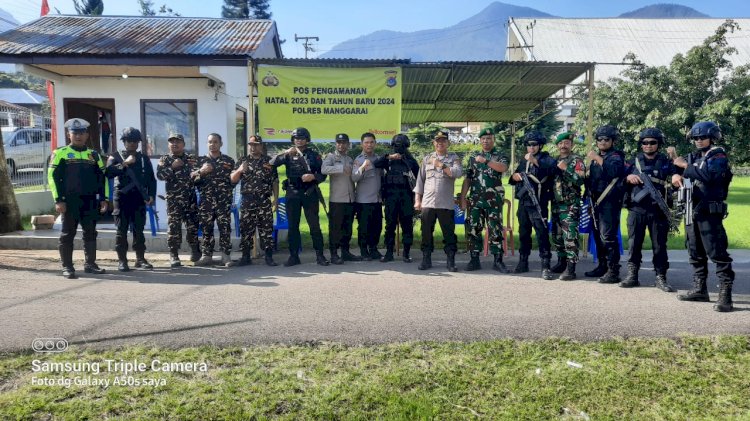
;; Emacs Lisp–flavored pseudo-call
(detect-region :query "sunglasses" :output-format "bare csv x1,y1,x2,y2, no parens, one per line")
640,140,659,146
596,137,612,142
692,136,711,141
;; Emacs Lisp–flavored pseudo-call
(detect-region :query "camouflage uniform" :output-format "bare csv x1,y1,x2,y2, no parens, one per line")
236,154,278,254
194,153,235,257
464,147,509,255
551,154,585,263
157,152,200,255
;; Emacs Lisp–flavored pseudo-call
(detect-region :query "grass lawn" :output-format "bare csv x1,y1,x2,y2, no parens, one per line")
2,336,749,419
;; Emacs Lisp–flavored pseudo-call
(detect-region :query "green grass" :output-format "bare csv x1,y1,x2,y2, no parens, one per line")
2,336,749,419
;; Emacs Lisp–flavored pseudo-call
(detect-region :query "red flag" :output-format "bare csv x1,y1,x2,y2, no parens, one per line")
41,0,50,16
41,1,57,149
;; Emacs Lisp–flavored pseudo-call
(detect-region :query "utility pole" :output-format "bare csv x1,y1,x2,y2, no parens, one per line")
294,34,319,59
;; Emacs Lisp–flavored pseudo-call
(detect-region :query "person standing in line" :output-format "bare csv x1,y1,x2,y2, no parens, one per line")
352,132,382,261
322,133,358,265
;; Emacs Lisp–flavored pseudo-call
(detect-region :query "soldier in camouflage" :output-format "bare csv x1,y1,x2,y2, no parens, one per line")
230,135,279,267
459,127,510,272
192,133,236,267
550,132,586,281
156,133,201,268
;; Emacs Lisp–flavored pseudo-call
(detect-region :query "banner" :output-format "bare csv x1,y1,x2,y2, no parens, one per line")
257,65,401,142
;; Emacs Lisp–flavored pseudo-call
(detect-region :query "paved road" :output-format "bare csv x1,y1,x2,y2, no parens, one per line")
0,249,748,351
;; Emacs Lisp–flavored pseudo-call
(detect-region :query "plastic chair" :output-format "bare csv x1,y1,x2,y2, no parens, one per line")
231,185,241,238
272,197,289,251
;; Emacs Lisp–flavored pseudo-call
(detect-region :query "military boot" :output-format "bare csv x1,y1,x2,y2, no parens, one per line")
403,245,413,263
60,243,77,279
619,263,640,288
493,254,510,273
195,254,213,267
369,246,383,261
62,267,77,279
550,256,567,274
584,259,608,278
465,251,481,271
236,250,252,266
264,249,278,266
134,251,153,270
117,250,130,272
418,252,432,270
713,282,733,312
360,246,372,261
380,247,395,263
514,254,529,274
330,248,343,265
190,244,201,262
316,250,330,266
542,258,554,280
654,271,674,292
598,265,621,284
221,252,235,267
284,254,301,267
169,249,182,268
559,262,577,281
83,240,105,274
446,251,458,272
678,276,709,302
341,247,362,262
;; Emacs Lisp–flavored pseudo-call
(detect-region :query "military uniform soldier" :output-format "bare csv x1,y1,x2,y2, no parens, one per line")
621,128,676,292
48,118,109,279
192,133,236,267
459,127,510,272
156,133,201,268
550,132,586,281
352,132,383,261
414,130,463,272
106,127,157,272
230,135,279,266
672,121,735,312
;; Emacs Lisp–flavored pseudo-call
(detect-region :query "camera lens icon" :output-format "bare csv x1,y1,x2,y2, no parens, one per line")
32,338,68,353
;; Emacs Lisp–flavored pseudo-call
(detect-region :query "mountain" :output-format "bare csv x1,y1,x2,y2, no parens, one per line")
318,2,552,61
0,7,20,33
619,4,708,18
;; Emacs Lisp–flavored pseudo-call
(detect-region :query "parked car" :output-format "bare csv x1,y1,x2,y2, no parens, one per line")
3,128,52,177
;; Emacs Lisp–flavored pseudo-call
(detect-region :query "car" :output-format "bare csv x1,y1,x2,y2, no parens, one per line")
3,128,52,177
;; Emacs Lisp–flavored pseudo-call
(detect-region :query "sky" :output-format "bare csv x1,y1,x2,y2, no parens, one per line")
3,0,750,58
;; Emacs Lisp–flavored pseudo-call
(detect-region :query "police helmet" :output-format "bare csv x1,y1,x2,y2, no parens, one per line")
689,121,721,142
638,127,664,145
523,130,546,145
595,125,619,141
291,127,311,141
391,133,410,148
120,127,142,142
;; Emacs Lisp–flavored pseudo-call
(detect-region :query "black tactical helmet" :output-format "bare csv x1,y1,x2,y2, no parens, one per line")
595,125,619,141
523,130,546,145
639,127,664,144
689,121,721,141
291,127,311,141
120,127,142,142
391,133,410,148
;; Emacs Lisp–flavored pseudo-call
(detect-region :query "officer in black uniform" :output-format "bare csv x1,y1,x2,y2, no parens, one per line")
271,127,329,267
48,118,109,279
107,127,157,272
672,121,735,312
585,125,627,284
373,134,420,263
508,130,557,279
621,127,675,292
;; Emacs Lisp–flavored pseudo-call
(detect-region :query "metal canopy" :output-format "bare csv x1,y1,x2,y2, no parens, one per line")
253,58,594,124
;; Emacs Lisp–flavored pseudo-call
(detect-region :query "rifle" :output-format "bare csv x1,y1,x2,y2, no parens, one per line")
678,154,694,227
113,150,158,236
518,172,547,226
293,146,328,216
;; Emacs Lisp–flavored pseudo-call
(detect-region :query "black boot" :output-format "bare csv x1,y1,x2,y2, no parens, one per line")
360,246,372,261
598,265,620,284
446,251,458,272
493,254,509,273
550,256,567,274
83,240,105,274
559,262,577,281
169,249,182,268
134,251,153,270
284,254,301,267
654,271,674,293
264,249,278,266
59,243,77,278
585,259,608,278
369,246,383,261
678,276,709,302
330,248,343,265
236,250,252,266
418,251,432,270
117,250,130,272
619,263,640,288
713,282,733,312
465,251,481,271
341,247,362,262
403,245,412,263
514,254,529,273
380,247,394,262
62,266,77,279
190,244,201,262
316,250,330,266
542,258,554,280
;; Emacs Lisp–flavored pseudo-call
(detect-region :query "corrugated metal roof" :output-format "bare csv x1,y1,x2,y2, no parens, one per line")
0,88,48,105
0,15,275,56
508,18,750,81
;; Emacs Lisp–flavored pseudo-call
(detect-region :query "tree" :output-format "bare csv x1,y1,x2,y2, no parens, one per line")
574,20,750,163
406,123,447,146
249,0,271,19
221,0,272,19
138,0,181,17
0,130,23,233
74,0,104,15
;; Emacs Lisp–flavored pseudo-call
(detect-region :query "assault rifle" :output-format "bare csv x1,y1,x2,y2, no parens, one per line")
113,150,159,236
293,146,328,217
517,172,547,225
678,154,694,227
633,172,677,232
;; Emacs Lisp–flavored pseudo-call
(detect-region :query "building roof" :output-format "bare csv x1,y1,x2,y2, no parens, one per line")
507,18,750,81
0,89,48,105
0,15,278,58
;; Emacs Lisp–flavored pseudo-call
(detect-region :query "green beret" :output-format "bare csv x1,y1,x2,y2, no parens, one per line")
478,127,494,137
555,132,574,144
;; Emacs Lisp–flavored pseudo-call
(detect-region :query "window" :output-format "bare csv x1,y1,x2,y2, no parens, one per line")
141,100,198,157
235,106,247,160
